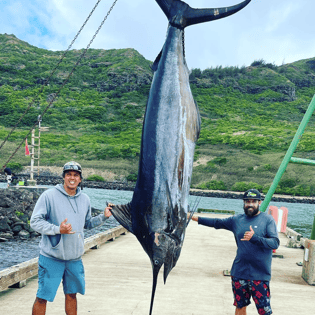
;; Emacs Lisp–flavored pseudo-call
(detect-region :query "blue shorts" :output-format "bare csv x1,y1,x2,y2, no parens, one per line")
37,255,85,302
232,277,272,315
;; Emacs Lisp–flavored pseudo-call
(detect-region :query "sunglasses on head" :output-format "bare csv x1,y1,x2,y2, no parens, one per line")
64,165,81,171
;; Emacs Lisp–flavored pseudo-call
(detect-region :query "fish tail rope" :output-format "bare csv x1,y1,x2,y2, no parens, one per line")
0,0,119,173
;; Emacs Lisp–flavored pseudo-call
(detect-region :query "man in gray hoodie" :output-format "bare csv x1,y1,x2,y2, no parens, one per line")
30,161,113,315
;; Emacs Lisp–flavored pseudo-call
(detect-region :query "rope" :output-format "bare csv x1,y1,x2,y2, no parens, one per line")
0,0,119,172
0,0,103,151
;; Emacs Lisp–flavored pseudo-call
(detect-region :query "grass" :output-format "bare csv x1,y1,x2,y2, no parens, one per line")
3,134,315,197
191,144,315,194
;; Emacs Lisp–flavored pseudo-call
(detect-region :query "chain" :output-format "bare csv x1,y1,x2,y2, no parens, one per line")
0,0,104,152
0,0,119,172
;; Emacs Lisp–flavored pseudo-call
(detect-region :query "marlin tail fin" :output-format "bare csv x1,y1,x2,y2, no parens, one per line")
155,0,251,29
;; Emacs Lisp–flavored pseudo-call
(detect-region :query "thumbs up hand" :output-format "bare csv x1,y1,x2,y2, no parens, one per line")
241,225,254,241
60,218,75,234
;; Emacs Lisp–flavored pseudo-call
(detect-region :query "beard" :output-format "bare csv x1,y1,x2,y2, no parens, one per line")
244,204,260,217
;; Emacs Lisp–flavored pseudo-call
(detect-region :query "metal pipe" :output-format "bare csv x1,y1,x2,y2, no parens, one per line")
260,94,315,212
290,157,315,166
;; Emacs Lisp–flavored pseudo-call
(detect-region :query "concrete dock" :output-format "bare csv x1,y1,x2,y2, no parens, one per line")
0,213,314,314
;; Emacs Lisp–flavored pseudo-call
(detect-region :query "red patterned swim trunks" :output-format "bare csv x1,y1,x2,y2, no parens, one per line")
231,277,272,315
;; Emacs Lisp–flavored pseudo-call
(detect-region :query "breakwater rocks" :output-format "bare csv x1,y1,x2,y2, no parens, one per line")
0,188,41,241
0,187,105,242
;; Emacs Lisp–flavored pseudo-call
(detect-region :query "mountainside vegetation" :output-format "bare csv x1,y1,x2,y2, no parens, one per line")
1,33,315,196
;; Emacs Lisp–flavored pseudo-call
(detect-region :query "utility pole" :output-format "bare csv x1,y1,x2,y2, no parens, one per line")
28,115,49,186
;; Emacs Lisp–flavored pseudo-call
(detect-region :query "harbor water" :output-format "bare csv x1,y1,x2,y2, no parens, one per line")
1,183,315,271
83,186,315,237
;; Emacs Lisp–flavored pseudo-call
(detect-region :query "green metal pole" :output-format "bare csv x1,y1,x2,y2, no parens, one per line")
290,157,315,166
260,94,315,212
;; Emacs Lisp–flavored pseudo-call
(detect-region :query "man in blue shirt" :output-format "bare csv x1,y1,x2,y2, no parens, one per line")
190,189,279,315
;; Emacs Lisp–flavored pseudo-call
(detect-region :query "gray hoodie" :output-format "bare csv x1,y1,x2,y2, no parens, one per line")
30,184,107,261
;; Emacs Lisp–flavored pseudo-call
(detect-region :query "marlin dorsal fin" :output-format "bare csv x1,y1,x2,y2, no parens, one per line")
151,47,163,71
110,203,133,233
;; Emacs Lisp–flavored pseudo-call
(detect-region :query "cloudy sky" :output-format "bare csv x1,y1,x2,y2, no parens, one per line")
1,0,315,70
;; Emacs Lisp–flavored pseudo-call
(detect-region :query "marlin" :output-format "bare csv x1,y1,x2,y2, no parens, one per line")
110,0,251,313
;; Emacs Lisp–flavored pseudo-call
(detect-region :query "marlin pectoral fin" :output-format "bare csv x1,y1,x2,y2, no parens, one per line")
110,203,133,233
165,180,176,231
163,243,181,283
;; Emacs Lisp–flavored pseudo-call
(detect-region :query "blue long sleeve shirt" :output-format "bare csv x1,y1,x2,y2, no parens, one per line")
198,212,279,281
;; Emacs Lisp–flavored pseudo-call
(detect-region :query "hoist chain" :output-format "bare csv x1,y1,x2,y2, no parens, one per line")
0,0,119,172
0,0,104,152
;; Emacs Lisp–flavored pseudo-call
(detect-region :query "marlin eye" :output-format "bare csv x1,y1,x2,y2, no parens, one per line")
154,260,159,265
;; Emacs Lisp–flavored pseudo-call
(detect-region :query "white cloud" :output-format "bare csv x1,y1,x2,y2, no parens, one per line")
1,0,315,70
265,1,300,33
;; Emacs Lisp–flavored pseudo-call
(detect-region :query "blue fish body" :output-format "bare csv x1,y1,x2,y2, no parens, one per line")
131,21,200,277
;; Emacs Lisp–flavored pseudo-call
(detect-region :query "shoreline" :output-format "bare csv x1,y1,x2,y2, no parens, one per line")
2,174,315,204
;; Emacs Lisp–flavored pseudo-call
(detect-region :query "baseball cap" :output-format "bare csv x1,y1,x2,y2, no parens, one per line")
243,189,262,200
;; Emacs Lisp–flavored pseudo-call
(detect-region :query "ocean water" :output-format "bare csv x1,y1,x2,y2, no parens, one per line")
1,182,314,237
83,187,315,238
1,184,314,270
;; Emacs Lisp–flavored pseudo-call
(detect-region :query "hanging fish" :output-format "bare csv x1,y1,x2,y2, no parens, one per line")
110,1,251,314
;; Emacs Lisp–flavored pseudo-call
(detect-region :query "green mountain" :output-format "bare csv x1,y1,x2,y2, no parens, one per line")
1,33,315,196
